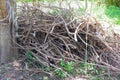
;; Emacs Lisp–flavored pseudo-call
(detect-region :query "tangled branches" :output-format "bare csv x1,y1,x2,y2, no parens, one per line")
16,3,120,78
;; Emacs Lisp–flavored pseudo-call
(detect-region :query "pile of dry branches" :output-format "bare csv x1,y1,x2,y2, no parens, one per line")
16,2,120,77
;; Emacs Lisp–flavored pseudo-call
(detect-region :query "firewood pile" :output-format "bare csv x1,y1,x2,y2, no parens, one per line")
16,3,120,78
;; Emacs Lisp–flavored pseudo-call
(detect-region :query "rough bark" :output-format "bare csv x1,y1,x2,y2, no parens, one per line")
0,0,17,64
0,23,12,63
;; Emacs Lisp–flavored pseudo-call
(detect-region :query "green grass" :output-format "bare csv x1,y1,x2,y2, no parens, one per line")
105,5,120,24
17,0,57,2
53,59,109,80
91,2,120,25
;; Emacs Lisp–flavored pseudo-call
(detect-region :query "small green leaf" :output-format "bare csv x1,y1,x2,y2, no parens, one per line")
55,69,66,78
43,76,48,80
26,50,33,59
59,59,65,67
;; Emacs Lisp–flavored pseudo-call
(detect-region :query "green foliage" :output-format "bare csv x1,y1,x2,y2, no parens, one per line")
77,62,95,74
49,9,61,16
92,3,120,25
77,62,111,80
50,9,73,18
76,7,86,15
54,59,75,78
105,5,120,24
59,59,65,67
38,0,56,2
105,6,120,18
54,69,67,78
54,59,109,79
25,50,37,67
92,77,100,80
17,0,33,2
44,66,51,72
17,0,57,2
26,50,33,59
24,0,32,2
59,59,75,73
64,61,75,72
104,0,120,7
43,76,48,80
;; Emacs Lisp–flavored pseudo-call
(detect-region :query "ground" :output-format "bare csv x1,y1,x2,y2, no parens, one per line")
0,0,120,80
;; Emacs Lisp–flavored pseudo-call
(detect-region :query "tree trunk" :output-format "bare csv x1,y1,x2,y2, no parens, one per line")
0,0,17,64
0,23,12,63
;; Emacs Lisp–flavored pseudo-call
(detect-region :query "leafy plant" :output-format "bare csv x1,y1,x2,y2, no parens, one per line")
105,5,120,24
54,69,67,78
53,59,75,78
44,66,51,72
25,50,37,68
78,62,94,74
49,9,61,16
59,59,65,67
64,61,75,72
92,77,100,80
56,59,110,79
104,0,120,7
26,50,34,59
43,76,48,80
58,59,75,73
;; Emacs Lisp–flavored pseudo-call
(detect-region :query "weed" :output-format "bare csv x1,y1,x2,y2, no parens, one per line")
26,50,34,59
92,77,100,80
25,50,38,68
49,9,61,16
43,76,48,80
55,59,109,79
58,59,75,73
54,69,67,78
